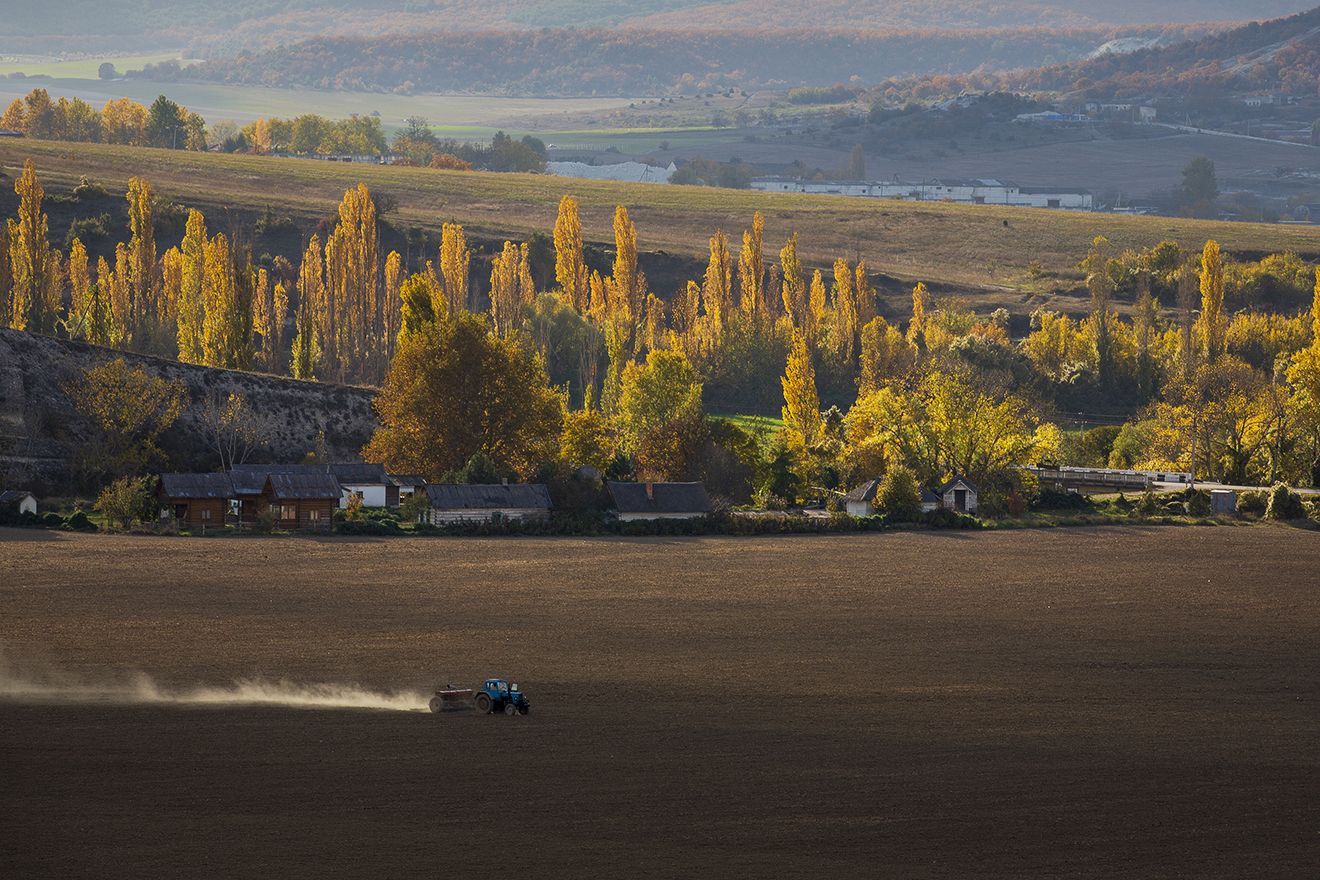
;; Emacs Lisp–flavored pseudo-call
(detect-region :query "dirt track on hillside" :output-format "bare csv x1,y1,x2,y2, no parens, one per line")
1,527,1318,878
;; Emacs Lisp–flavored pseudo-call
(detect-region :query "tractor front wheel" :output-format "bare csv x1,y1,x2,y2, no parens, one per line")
475,693,492,714
517,704,529,716
428,697,443,714
504,703,517,716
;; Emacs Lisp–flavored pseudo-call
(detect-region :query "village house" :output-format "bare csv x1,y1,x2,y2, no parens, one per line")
0,489,38,516
259,473,340,530
390,475,428,502
421,483,552,525
607,482,712,521
937,476,979,514
842,480,941,517
227,466,277,524
158,473,234,531
229,463,397,510
326,463,397,508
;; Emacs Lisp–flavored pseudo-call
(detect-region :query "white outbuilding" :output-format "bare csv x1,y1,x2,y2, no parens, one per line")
0,490,37,516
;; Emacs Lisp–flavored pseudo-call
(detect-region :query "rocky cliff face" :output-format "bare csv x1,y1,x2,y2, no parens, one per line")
0,329,378,493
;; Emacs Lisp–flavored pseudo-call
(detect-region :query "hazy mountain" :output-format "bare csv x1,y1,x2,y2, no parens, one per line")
2,0,1314,53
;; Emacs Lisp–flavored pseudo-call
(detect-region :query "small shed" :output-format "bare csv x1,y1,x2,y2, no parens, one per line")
260,474,340,530
937,475,979,514
0,489,38,516
607,482,712,521
843,480,880,517
158,473,234,530
422,483,552,525
1210,489,1237,515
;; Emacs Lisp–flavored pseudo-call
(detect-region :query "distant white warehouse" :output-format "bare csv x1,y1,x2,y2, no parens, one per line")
751,177,1093,210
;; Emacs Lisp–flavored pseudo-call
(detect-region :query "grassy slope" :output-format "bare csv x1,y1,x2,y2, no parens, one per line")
2,138,1318,292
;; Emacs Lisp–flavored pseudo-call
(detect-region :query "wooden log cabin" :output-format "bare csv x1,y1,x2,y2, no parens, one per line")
259,473,340,530
158,473,235,531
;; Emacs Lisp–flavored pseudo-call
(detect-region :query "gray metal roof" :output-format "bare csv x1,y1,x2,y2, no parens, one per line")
229,462,392,494
937,475,979,494
844,480,942,505
424,483,551,510
844,480,880,504
265,473,343,500
388,474,428,488
0,489,36,505
607,482,712,514
326,463,392,485
159,473,235,499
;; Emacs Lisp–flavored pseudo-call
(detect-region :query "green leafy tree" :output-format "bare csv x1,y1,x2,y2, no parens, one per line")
364,312,562,479
874,464,921,521
617,348,705,481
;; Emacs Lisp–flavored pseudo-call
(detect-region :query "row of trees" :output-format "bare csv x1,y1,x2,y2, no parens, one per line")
7,160,1320,503
1,89,206,149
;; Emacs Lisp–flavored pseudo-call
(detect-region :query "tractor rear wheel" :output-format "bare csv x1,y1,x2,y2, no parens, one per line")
475,693,492,714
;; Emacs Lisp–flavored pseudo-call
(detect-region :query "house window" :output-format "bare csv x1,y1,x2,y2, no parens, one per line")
200,508,212,521
280,504,298,520
308,509,322,522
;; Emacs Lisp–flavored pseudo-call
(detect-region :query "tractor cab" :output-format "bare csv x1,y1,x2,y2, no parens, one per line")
476,678,530,715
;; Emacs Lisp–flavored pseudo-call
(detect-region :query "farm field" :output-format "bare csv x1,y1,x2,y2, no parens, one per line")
1,527,1318,878
3,138,1319,291
0,77,636,137
0,53,181,79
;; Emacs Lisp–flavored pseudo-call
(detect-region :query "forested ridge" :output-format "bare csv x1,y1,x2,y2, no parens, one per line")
157,26,1209,96
880,6,1320,101
3,0,1299,43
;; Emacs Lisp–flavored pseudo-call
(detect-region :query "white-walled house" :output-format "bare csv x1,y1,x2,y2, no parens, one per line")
422,483,552,525
0,490,37,516
326,463,397,509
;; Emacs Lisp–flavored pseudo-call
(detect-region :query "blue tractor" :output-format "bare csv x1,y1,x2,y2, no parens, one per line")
474,678,529,716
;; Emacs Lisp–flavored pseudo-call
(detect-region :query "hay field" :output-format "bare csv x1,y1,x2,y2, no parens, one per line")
2,139,1318,290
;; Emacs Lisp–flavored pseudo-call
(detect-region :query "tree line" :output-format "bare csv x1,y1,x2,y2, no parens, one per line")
4,160,1320,508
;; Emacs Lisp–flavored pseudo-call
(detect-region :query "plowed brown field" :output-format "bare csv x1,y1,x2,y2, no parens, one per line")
1,527,1318,879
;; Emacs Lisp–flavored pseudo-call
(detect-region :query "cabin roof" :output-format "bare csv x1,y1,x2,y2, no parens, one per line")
264,473,343,500
607,481,712,514
424,483,551,510
159,473,235,499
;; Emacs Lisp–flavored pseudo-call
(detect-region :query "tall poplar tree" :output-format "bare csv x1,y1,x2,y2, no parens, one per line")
553,195,588,311
612,205,640,323
7,160,52,332
439,222,469,317
126,176,159,348
176,209,207,363
1200,239,1225,364
737,211,765,323
782,331,822,447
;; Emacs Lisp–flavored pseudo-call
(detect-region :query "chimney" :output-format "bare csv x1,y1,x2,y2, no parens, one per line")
645,482,654,501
